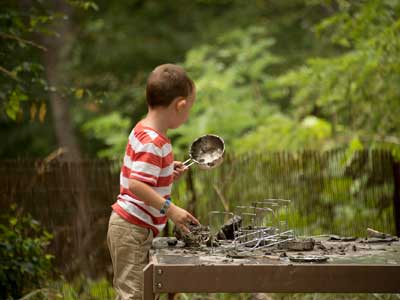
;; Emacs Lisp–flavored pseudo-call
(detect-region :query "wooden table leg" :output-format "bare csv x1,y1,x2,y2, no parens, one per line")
168,293,177,300
143,263,155,300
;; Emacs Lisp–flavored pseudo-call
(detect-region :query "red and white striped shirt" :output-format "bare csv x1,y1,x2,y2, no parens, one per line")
112,122,174,236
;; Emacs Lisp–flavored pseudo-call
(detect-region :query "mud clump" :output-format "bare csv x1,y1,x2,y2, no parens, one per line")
174,223,209,247
364,228,399,243
278,238,315,251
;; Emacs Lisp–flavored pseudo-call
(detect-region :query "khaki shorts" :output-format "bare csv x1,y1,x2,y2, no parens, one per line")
107,212,154,300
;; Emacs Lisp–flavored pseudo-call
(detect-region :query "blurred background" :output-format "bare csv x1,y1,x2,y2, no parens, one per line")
1,0,400,299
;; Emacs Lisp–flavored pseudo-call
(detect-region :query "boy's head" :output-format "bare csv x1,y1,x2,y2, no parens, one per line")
146,64,195,128
146,64,194,108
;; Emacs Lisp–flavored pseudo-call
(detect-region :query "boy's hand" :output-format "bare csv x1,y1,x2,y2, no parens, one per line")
173,161,187,181
167,204,199,233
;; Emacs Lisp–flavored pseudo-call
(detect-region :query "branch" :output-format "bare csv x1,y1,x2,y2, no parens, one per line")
213,184,230,212
0,32,47,51
0,65,18,81
36,147,67,175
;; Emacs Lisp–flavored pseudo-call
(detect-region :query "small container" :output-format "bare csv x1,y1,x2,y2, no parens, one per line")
183,134,225,170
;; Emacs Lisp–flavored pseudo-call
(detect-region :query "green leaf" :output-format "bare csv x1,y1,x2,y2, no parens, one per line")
75,88,84,99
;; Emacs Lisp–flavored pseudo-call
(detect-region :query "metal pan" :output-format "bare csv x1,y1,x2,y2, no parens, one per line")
182,134,225,170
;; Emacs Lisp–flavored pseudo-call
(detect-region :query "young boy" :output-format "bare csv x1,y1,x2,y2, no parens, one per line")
107,64,199,300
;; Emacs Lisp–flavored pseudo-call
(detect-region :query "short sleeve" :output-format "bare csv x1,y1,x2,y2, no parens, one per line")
129,142,163,186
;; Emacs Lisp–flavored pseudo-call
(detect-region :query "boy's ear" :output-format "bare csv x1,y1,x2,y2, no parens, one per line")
175,97,187,112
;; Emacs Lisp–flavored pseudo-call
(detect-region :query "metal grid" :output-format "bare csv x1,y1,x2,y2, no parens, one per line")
208,199,294,254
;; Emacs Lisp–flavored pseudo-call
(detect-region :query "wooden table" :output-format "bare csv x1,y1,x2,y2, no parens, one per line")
143,238,400,300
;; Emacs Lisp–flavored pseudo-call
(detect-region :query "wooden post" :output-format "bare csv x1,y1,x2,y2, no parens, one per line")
392,158,400,237
143,263,155,300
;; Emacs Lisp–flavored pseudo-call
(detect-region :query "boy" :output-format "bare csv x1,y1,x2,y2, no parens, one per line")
107,64,199,300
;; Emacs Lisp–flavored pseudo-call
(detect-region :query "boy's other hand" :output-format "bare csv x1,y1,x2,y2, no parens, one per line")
173,161,187,181
167,204,199,233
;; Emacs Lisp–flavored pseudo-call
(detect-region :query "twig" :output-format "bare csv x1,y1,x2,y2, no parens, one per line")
0,65,18,80
18,288,53,300
0,32,47,51
36,147,67,175
213,184,230,212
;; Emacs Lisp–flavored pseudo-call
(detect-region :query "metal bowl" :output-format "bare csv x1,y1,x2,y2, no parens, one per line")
189,134,225,170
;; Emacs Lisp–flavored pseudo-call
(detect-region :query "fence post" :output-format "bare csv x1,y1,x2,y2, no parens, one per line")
392,158,400,237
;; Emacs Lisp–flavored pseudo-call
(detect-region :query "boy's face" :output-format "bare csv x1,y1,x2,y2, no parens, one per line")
182,88,196,122
171,87,196,129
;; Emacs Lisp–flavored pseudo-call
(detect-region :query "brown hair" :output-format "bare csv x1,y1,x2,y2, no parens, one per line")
146,64,194,107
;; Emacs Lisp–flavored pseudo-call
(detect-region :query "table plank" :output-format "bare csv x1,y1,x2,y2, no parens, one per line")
151,264,400,293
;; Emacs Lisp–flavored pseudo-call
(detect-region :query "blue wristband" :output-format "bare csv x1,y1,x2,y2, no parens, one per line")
160,198,171,215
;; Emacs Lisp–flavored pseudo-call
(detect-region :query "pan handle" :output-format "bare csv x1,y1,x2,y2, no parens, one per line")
182,158,195,168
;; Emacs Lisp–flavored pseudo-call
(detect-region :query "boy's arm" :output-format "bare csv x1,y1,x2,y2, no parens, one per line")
128,178,199,233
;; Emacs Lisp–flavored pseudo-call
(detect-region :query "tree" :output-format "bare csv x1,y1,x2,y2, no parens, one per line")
0,0,96,158
277,0,400,156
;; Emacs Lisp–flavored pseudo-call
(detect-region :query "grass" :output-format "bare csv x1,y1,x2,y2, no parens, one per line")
19,278,400,300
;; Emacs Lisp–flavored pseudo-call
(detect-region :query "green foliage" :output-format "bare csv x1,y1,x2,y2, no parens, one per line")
53,277,115,300
174,26,279,153
33,277,400,300
233,115,333,154
82,112,130,158
0,1,55,122
277,0,400,152
0,1,103,158
11,276,398,300
176,23,334,155
66,1,330,158
4,0,398,158
0,205,53,300
0,1,99,122
0,0,335,158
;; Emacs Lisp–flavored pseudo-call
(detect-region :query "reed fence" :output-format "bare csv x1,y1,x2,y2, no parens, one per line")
1,150,399,278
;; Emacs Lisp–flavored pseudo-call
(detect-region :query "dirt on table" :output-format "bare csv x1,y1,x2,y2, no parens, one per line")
159,223,400,265
152,235,400,266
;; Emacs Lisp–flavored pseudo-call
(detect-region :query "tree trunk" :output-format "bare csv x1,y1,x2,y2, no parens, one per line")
41,0,92,276
42,1,81,161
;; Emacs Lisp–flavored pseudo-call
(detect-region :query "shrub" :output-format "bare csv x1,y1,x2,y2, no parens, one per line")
0,205,53,299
